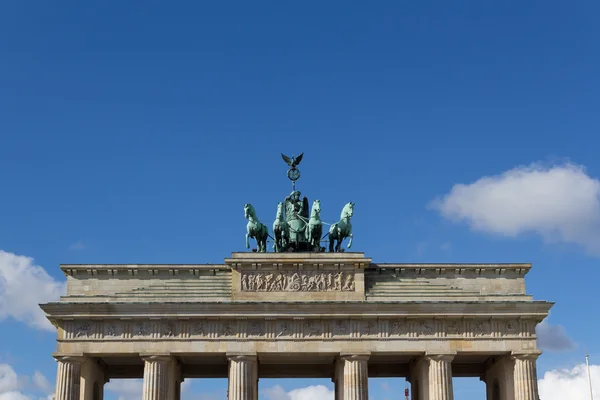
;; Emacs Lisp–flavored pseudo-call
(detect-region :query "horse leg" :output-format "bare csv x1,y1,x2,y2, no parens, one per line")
347,232,353,249
246,232,250,249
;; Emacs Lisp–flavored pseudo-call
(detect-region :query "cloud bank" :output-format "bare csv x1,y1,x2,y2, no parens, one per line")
539,362,599,400
0,250,66,331
431,163,600,255
536,319,577,352
0,362,53,400
262,384,334,400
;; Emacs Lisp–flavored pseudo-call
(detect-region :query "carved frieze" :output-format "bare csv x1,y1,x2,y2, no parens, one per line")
241,271,355,292
104,322,120,338
64,317,532,341
505,319,518,335
134,321,151,337
162,321,176,337
75,322,91,338
390,319,408,336
276,320,293,338
446,320,461,336
419,320,435,336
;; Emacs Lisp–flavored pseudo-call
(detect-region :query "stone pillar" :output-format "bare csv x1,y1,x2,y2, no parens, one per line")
426,354,454,400
79,358,107,400
333,357,344,400
142,355,172,400
54,356,83,400
484,355,515,400
338,354,369,400
512,353,540,400
227,354,258,400
408,357,428,400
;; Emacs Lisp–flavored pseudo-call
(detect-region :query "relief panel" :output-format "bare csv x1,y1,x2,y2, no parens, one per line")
241,271,355,292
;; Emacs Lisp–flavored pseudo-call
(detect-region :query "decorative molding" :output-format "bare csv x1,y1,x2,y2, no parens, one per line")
61,317,537,341
241,271,355,292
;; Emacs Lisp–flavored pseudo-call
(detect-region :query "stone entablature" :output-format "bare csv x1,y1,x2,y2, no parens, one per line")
58,253,534,303
44,252,551,400
59,316,535,341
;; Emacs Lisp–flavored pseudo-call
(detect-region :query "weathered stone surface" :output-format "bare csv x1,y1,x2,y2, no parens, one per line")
54,356,83,400
43,252,551,400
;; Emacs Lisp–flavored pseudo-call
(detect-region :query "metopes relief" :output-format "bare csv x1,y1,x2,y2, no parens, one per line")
241,271,355,292
65,318,533,340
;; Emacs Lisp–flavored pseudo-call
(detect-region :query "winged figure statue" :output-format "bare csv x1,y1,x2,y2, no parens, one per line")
281,153,304,168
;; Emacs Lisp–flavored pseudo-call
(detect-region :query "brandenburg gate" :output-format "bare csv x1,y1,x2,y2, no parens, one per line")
41,154,551,400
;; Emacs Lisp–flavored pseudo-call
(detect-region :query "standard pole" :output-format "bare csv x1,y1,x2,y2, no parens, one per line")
586,354,594,400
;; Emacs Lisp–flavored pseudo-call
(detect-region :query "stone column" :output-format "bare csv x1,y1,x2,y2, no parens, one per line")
79,358,107,400
54,356,83,400
227,354,258,400
408,357,428,400
142,355,172,400
512,353,540,400
333,357,344,400
339,354,369,400
426,354,454,400
484,355,515,400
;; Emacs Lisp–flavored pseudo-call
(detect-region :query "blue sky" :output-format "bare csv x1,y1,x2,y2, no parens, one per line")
1,1,599,399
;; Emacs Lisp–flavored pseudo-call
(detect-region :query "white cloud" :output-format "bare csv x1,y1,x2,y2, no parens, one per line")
0,250,66,331
430,163,600,255
0,364,20,393
0,363,52,400
67,241,85,251
105,379,142,400
105,377,191,400
539,362,599,400
31,372,52,395
262,384,333,400
0,392,31,400
536,319,576,352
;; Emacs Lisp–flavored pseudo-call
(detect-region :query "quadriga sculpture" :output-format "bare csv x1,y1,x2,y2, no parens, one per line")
244,203,268,252
329,202,354,252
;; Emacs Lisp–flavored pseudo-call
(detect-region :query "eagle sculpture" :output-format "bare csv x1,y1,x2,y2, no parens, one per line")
281,153,304,168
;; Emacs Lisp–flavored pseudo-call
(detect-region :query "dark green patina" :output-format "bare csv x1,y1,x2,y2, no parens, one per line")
244,153,354,253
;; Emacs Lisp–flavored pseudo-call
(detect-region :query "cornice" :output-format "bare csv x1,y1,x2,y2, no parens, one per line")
59,262,532,278
40,300,553,320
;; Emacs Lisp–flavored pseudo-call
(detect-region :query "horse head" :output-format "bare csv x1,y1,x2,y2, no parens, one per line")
311,199,321,218
341,202,354,220
275,202,284,220
244,203,255,220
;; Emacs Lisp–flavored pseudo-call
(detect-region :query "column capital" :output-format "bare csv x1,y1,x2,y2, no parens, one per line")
425,352,456,362
510,351,541,361
227,353,258,362
339,352,370,362
53,354,86,364
140,354,173,363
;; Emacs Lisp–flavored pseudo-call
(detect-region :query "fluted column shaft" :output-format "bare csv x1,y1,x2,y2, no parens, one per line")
54,356,83,400
341,354,369,400
142,356,171,400
228,355,258,400
427,354,454,400
513,354,539,400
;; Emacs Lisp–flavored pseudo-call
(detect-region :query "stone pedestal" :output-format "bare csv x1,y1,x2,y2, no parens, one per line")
337,354,369,400
427,354,454,400
512,353,539,400
227,354,258,400
142,355,172,400
54,356,83,400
